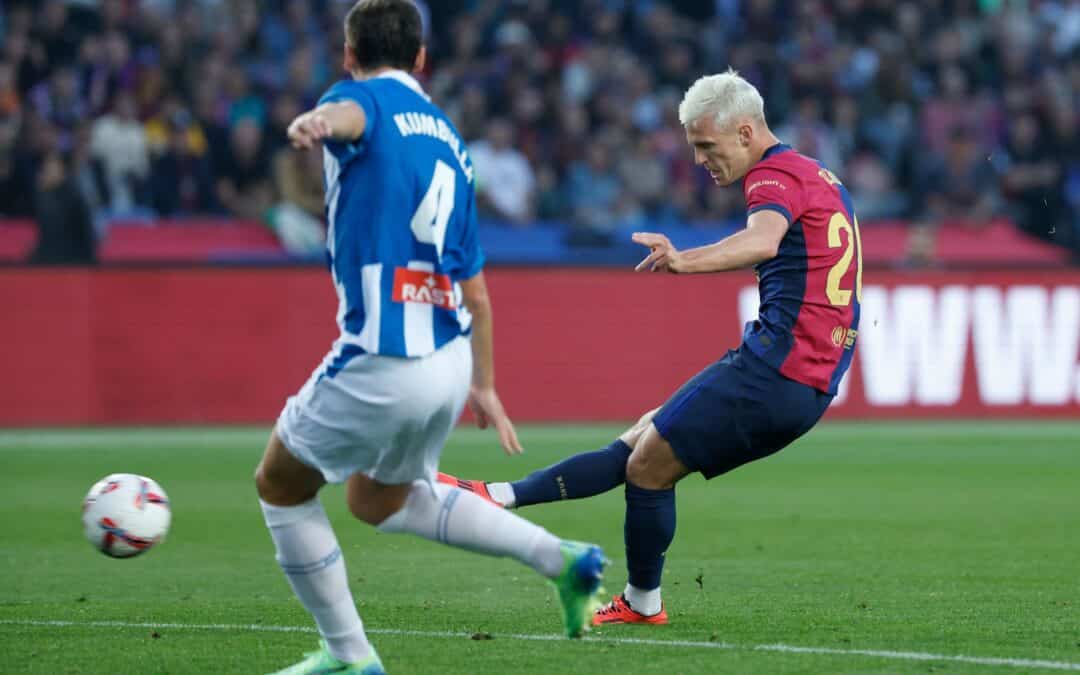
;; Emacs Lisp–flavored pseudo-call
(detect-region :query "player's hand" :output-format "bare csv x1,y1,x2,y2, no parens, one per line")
633,232,683,273
467,386,524,455
287,112,333,150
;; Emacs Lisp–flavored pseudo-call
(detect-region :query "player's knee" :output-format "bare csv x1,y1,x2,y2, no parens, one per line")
626,430,682,490
254,463,271,496
254,463,287,502
255,462,318,505
625,450,652,487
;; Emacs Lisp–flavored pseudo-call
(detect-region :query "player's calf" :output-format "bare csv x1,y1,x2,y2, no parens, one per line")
345,472,411,525
435,407,662,510
375,479,607,636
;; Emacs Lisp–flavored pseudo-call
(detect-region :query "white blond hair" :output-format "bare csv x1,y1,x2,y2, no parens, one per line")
678,68,765,129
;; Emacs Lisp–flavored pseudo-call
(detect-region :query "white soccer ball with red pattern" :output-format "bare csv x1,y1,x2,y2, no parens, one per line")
81,474,171,558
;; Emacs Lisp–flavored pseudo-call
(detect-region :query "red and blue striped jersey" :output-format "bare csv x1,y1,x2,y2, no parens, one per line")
741,143,862,395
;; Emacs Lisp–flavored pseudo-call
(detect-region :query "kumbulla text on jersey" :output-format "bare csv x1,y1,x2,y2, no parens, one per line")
392,112,474,183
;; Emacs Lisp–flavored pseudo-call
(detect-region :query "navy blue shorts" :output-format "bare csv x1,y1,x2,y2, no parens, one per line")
652,344,833,480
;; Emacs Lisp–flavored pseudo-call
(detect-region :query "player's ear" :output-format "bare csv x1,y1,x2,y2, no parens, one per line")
343,42,356,72
413,45,427,74
738,123,753,147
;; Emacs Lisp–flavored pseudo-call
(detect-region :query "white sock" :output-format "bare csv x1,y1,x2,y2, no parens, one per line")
486,481,517,508
378,481,563,578
624,583,663,616
261,498,373,663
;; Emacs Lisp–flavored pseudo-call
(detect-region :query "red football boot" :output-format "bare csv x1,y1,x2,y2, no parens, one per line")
436,472,504,507
592,594,669,626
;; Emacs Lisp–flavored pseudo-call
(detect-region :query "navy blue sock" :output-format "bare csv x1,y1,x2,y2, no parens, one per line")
624,481,677,591
510,440,633,507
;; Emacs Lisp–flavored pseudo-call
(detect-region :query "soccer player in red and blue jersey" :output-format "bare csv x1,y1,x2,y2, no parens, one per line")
439,69,862,625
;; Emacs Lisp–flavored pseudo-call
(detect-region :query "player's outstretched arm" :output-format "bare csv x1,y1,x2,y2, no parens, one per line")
633,209,789,274
286,101,366,150
459,272,524,456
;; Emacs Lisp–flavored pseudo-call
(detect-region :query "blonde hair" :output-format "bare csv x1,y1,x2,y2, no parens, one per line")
678,68,765,129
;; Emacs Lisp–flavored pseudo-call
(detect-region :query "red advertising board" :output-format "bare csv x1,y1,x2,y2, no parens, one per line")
1,267,1078,425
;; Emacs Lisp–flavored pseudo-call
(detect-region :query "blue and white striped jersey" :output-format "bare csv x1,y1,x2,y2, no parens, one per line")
319,71,483,359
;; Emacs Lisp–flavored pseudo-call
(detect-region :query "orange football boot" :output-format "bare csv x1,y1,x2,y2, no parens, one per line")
592,594,669,626
436,472,504,507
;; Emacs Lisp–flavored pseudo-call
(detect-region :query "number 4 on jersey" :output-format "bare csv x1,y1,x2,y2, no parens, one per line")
410,159,456,259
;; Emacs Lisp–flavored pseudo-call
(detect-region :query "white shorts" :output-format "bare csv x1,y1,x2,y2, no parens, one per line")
276,335,472,485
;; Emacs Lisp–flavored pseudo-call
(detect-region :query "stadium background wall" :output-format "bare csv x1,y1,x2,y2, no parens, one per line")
3,267,1079,426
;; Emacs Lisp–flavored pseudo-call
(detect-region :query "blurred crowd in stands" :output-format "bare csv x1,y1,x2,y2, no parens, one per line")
0,0,1077,264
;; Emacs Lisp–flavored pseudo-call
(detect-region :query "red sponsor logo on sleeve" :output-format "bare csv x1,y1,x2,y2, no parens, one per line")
392,267,457,309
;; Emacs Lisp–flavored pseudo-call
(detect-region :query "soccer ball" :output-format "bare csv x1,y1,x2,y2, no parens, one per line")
81,474,171,558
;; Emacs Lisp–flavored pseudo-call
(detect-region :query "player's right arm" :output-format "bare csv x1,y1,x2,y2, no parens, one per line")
459,272,524,456
634,163,804,274
287,101,366,150
633,209,788,274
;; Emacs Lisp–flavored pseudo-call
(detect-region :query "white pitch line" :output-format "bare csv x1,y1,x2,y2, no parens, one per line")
1,619,1078,671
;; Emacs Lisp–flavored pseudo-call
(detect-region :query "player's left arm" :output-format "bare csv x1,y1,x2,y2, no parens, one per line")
633,209,789,274
459,271,524,456
287,101,366,150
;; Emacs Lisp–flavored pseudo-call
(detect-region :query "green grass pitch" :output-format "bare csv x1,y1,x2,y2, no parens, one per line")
1,422,1079,674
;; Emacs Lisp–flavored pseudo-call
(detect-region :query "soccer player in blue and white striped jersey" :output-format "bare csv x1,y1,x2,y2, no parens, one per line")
253,3,606,673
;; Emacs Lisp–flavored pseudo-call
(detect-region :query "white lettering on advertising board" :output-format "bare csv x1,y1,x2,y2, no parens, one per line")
738,285,1080,407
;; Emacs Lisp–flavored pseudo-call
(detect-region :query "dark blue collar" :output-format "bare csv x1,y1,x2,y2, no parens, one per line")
761,143,791,160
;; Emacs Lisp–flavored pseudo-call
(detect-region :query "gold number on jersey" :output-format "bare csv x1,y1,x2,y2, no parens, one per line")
826,212,863,306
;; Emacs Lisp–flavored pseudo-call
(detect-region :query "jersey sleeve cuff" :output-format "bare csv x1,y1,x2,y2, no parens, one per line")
454,252,486,282
318,87,376,162
748,203,793,224
325,138,363,163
